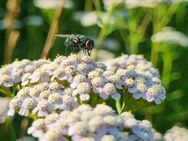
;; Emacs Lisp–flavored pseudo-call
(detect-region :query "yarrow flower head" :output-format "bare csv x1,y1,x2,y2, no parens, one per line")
2,53,166,119
28,104,158,141
123,0,177,9
164,126,188,141
105,54,166,104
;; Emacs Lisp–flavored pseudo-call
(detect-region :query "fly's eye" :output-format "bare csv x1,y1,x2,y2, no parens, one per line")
72,37,79,43
86,40,94,50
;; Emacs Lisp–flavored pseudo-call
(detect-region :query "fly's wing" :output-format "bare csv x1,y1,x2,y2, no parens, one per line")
55,34,75,38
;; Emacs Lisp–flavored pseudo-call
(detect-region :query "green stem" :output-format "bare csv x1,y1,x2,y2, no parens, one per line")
119,30,129,52
151,4,179,65
92,0,103,24
84,0,93,11
90,93,98,107
116,99,122,114
7,119,16,141
150,43,159,66
96,0,115,48
130,38,139,54
28,113,38,121
162,46,174,89
121,89,130,112
0,86,14,97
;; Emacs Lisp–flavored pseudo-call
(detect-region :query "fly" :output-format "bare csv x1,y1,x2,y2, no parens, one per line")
56,34,94,56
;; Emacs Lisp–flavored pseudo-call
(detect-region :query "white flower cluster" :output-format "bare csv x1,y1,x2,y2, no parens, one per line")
1,54,165,116
103,0,124,8
125,0,164,8
34,0,74,9
164,126,188,141
8,82,79,117
105,55,166,104
152,27,188,47
103,0,175,9
28,104,159,141
124,0,184,8
0,59,50,87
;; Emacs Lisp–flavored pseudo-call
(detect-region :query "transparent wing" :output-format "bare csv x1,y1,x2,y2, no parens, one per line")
55,34,75,38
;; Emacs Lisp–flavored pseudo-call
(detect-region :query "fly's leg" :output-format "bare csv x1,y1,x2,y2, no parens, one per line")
65,46,68,56
64,43,69,56
83,49,85,55
87,49,92,56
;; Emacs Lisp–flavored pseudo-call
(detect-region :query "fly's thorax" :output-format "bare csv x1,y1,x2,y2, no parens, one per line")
76,34,87,41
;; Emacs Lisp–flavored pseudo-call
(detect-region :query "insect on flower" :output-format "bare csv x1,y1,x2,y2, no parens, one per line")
56,34,94,55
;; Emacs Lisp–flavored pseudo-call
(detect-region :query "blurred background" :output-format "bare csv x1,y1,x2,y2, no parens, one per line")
0,0,188,140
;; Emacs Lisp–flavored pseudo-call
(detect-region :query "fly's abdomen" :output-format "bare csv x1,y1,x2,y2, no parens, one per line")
64,38,74,48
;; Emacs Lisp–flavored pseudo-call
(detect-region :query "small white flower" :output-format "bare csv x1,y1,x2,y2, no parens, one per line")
8,98,22,116
77,63,89,74
51,68,69,81
24,64,35,73
68,122,88,136
64,65,77,76
19,98,36,116
73,83,91,101
21,73,31,86
145,85,166,104
101,135,115,141
107,75,124,89
70,74,87,88
27,119,45,137
103,70,115,77
88,116,104,132
42,130,60,141
91,77,106,87
0,74,14,87
30,69,50,83
48,93,61,104
32,100,54,117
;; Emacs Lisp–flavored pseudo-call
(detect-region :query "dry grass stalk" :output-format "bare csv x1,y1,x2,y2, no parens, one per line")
4,0,20,64
40,0,65,59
